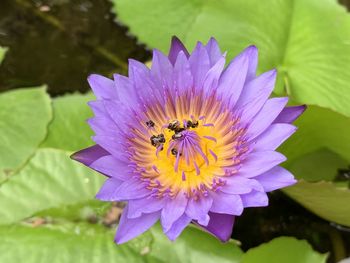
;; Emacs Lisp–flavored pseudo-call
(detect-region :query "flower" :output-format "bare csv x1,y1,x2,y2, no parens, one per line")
72,37,305,244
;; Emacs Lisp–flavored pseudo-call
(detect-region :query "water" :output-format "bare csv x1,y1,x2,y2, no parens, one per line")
0,0,150,95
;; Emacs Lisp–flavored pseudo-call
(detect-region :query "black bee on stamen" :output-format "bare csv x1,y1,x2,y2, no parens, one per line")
171,148,181,156
187,120,199,128
172,133,183,140
146,120,155,128
168,120,180,131
150,134,165,147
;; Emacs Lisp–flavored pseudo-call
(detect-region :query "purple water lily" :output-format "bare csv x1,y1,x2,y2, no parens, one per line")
72,37,305,244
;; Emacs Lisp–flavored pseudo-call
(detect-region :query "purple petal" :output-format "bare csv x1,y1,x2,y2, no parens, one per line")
244,45,258,81
210,191,243,216
274,105,307,124
92,135,129,163
189,42,210,92
88,100,107,117
151,49,173,92
165,214,192,241
202,56,226,95
247,97,289,140
102,100,132,133
168,36,189,65
128,196,165,219
113,74,138,108
87,74,117,100
197,212,235,242
89,155,130,181
88,117,120,137
174,51,193,95
129,59,164,105
253,123,297,151
222,176,263,194
218,49,249,108
255,166,297,192
71,145,109,167
96,177,150,201
185,196,213,226
235,69,277,122
115,206,160,244
205,37,222,66
238,151,286,178
161,192,188,231
241,190,268,208
95,177,123,200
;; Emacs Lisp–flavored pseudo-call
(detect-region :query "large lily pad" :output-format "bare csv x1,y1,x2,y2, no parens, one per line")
114,0,350,117
241,236,328,263
0,87,52,182
284,180,350,227
0,223,243,263
41,93,95,151
0,149,104,225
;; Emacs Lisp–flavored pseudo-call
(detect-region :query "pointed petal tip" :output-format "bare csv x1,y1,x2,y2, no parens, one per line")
114,235,125,245
70,145,110,167
271,68,278,75
207,36,219,45
300,104,307,112
171,35,182,43
168,36,190,64
70,152,79,161
246,44,258,51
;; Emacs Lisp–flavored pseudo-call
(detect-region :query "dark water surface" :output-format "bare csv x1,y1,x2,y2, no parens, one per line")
0,1,349,262
0,0,150,95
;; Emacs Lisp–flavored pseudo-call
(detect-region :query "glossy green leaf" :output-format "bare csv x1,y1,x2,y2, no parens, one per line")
241,236,328,263
0,149,104,225
0,87,52,182
0,223,143,263
280,105,350,166
0,223,243,263
279,106,350,226
36,199,112,222
288,148,348,181
0,46,8,64
114,0,350,117
147,224,243,263
284,180,350,227
41,93,95,151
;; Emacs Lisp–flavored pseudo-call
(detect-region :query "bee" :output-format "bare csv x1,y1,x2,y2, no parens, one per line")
187,120,199,128
146,120,155,128
168,120,180,131
150,134,165,147
172,133,183,140
171,148,181,156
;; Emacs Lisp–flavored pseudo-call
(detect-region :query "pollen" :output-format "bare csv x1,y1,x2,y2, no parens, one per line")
129,91,247,198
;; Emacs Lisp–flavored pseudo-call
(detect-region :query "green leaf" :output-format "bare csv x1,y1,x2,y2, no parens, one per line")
0,87,52,182
0,46,8,64
280,105,350,166
0,148,104,225
36,199,112,222
279,106,350,225
147,224,243,263
240,236,328,263
288,148,348,181
114,0,350,117
41,93,95,151
0,223,143,263
284,180,350,227
0,223,243,263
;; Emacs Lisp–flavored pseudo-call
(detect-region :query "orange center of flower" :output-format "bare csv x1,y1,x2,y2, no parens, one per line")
129,91,247,198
